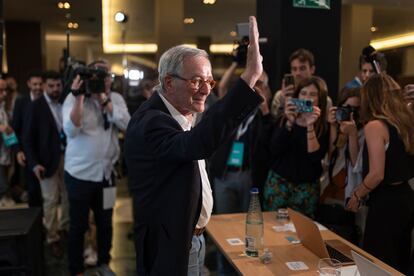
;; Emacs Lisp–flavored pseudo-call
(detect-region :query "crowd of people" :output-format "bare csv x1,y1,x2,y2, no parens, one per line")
0,16,413,276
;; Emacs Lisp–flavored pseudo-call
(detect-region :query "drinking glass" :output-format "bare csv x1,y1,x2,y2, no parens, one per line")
318,258,342,276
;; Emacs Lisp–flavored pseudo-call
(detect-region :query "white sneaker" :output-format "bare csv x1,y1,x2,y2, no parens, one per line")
84,246,97,266
0,196,16,207
19,191,29,203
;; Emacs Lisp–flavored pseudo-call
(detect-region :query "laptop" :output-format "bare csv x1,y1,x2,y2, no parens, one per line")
351,250,392,276
288,208,354,264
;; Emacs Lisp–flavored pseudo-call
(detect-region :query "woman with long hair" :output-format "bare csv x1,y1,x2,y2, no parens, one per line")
323,88,364,204
346,74,414,273
263,76,329,217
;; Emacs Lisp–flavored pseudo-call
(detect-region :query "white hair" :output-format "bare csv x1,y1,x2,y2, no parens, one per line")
158,45,209,92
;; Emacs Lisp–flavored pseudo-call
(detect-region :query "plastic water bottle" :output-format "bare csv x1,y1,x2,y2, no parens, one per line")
245,187,264,257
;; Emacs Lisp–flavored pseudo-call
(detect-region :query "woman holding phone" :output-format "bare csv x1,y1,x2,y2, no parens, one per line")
263,76,328,217
346,74,414,273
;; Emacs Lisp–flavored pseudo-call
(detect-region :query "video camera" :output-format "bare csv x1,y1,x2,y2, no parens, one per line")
232,23,250,66
233,36,249,67
62,60,108,98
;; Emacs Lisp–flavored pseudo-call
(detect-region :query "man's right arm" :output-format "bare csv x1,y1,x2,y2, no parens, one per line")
64,75,84,137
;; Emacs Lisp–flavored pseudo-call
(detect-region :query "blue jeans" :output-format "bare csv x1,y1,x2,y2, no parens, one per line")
187,234,205,276
64,171,114,275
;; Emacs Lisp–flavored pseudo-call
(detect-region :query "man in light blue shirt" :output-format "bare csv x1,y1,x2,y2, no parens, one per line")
62,60,130,276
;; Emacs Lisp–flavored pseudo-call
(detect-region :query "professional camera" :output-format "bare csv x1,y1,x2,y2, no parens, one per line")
62,60,108,98
335,106,359,122
73,66,108,96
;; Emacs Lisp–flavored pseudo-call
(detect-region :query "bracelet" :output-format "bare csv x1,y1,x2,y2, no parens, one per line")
361,181,372,191
71,89,82,97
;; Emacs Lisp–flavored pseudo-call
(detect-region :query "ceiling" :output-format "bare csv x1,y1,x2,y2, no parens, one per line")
4,0,414,47
5,0,102,38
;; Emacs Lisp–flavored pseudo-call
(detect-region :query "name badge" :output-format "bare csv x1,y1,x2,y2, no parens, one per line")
2,132,18,147
103,186,117,210
226,141,244,168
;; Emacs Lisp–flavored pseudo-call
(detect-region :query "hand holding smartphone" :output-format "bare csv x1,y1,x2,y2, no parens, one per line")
289,98,313,113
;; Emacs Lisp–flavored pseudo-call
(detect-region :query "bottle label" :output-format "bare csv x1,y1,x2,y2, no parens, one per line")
245,235,256,251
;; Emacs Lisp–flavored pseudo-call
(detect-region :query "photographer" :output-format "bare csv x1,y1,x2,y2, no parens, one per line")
270,49,316,117
62,60,130,276
263,76,329,218
209,67,272,275
346,74,414,274
324,88,363,203
344,46,387,89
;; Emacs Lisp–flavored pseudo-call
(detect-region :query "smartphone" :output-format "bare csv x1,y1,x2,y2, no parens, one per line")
236,22,249,38
283,74,295,88
289,98,313,113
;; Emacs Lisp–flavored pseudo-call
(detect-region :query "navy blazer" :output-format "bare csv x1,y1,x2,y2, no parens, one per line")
23,95,64,177
124,79,262,275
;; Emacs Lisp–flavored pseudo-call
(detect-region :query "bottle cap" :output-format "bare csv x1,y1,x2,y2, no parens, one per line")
250,187,259,193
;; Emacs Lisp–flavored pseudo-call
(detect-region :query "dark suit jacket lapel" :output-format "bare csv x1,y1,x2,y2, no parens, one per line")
41,95,60,135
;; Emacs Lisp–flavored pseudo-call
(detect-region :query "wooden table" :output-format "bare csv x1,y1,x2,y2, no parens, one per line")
206,212,403,275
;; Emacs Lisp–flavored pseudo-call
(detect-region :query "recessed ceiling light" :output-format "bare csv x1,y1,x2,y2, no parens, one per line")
58,2,64,9
230,31,237,37
183,18,195,24
371,26,378,32
63,2,71,9
203,0,216,4
114,12,128,23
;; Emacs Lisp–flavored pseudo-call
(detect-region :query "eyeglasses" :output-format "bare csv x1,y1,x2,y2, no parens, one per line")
170,74,216,90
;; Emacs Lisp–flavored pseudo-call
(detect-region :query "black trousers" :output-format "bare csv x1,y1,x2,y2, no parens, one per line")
363,182,414,274
64,172,114,275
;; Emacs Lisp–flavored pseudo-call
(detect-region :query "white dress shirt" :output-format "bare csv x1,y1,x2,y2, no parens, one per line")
43,93,63,132
158,92,213,229
62,92,130,182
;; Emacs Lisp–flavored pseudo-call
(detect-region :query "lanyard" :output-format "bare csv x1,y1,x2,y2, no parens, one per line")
235,111,256,140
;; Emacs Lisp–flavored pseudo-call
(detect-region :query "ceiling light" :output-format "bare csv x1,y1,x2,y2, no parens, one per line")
203,0,216,4
370,26,378,32
183,18,195,24
230,31,237,37
58,2,64,8
63,2,71,9
209,44,233,53
67,22,79,29
370,32,414,50
114,11,128,23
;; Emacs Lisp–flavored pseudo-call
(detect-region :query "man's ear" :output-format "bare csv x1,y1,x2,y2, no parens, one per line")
164,75,174,92
310,66,316,75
